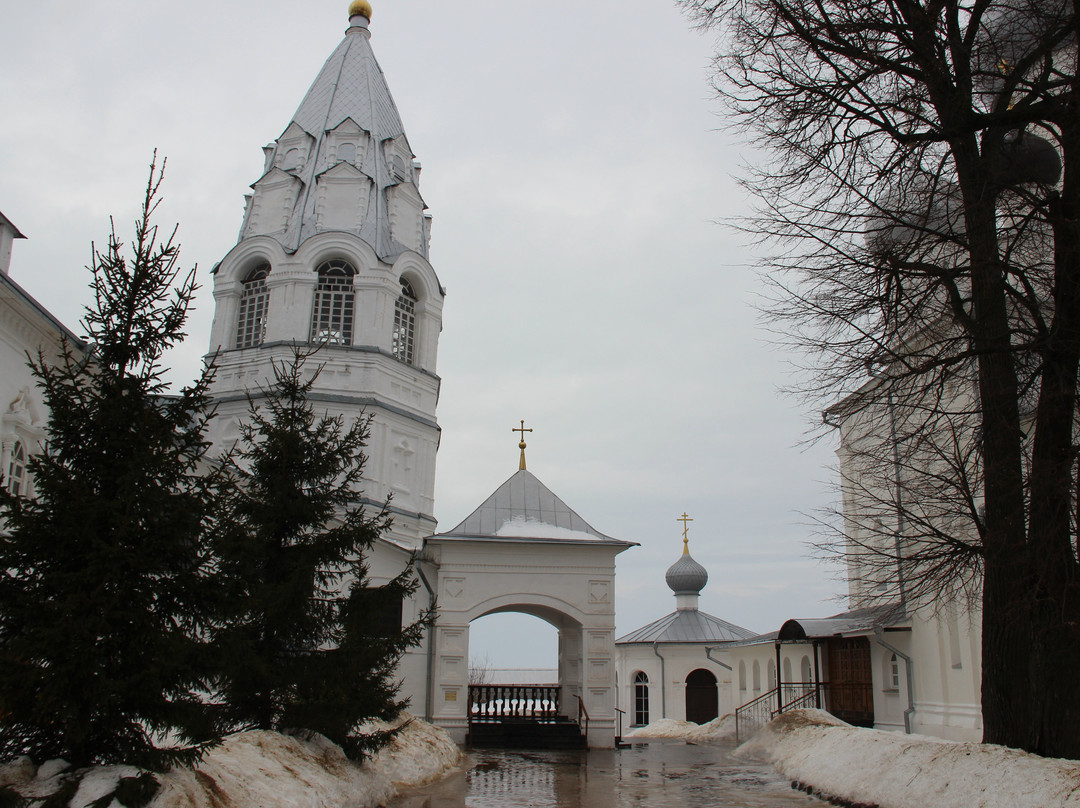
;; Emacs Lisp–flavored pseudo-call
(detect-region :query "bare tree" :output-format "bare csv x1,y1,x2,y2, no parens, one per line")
680,0,1080,757
469,653,494,686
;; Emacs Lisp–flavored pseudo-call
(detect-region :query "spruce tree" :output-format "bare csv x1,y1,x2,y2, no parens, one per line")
0,160,224,769
213,350,429,759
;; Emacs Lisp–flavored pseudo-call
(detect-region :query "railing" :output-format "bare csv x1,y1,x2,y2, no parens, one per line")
735,687,780,743
734,681,875,742
468,685,560,725
575,694,590,744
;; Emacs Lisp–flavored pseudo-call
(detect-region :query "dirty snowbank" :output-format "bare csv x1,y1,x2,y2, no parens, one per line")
624,715,736,744
1,715,461,808
740,709,1080,808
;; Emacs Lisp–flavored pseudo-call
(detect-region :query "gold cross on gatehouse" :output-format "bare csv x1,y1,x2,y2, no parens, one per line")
513,419,533,470
677,512,693,554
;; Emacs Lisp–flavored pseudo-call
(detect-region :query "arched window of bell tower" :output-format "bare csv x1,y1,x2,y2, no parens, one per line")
310,259,357,345
235,263,271,349
392,278,417,364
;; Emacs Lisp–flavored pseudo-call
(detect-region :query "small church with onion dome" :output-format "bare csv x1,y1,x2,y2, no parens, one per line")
615,517,755,728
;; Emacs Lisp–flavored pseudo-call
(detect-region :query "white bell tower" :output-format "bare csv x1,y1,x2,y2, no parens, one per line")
206,2,444,550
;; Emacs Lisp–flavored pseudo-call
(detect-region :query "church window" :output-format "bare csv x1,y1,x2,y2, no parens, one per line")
752,660,761,693
800,655,812,683
633,671,650,726
6,441,27,496
310,259,356,345
337,142,356,164
392,279,416,364
887,654,901,690
235,263,271,349
767,659,777,690
738,661,747,691
783,657,792,686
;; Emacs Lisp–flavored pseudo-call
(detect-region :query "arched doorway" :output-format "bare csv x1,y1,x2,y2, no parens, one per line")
468,612,558,684
685,668,718,724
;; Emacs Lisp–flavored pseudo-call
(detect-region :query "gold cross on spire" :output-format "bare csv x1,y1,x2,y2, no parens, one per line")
677,512,693,554
513,419,533,470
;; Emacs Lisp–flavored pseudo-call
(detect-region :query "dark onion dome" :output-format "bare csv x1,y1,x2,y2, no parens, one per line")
991,131,1062,187
665,551,708,595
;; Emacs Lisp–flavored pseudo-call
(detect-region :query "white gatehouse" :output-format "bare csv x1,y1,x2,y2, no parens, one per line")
419,439,636,747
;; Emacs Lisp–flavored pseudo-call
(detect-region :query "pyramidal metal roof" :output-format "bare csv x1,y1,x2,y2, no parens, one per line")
290,18,405,147
260,13,422,260
616,609,757,645
430,469,635,547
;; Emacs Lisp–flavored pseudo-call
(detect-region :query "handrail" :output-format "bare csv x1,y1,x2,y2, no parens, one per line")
468,684,560,724
735,682,821,742
735,687,779,743
575,694,590,746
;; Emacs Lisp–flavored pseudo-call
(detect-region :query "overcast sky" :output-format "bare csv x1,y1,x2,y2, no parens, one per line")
0,1,843,665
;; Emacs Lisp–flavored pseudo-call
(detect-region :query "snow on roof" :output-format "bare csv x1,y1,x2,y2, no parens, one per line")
430,469,635,547
616,609,757,645
494,516,598,541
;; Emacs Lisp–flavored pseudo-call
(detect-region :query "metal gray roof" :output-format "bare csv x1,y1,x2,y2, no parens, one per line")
250,15,423,261
725,604,906,646
0,210,26,240
430,469,635,547
777,603,905,641
616,609,757,645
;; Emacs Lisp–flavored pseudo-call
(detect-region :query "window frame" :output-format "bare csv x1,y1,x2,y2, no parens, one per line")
633,671,650,727
5,439,27,496
392,278,417,364
235,263,271,349
310,258,357,346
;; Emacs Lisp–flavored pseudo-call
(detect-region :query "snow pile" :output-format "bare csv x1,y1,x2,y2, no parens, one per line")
741,709,1080,808
2,717,461,808
624,714,736,744
153,731,394,808
363,715,462,787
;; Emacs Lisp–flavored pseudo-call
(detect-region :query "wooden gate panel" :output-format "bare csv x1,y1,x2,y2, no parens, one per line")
825,637,874,727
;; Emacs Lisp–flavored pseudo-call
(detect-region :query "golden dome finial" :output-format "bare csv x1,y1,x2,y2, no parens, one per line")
513,420,533,470
349,1,373,20
677,512,694,554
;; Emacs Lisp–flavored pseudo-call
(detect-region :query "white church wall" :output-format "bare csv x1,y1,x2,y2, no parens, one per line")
869,631,912,733
908,603,982,741
616,643,740,724
0,275,65,497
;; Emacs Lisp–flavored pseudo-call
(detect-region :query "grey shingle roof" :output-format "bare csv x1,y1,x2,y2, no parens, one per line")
260,16,423,261
616,609,757,645
430,469,635,547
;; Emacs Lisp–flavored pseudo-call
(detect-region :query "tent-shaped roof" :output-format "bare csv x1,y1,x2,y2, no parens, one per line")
616,609,756,645
255,11,425,261
429,469,635,547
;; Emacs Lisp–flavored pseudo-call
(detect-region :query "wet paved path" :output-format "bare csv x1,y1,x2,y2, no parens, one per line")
389,739,823,807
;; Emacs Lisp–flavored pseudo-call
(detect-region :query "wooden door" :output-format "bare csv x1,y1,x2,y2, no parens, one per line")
685,669,719,724
825,637,874,726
